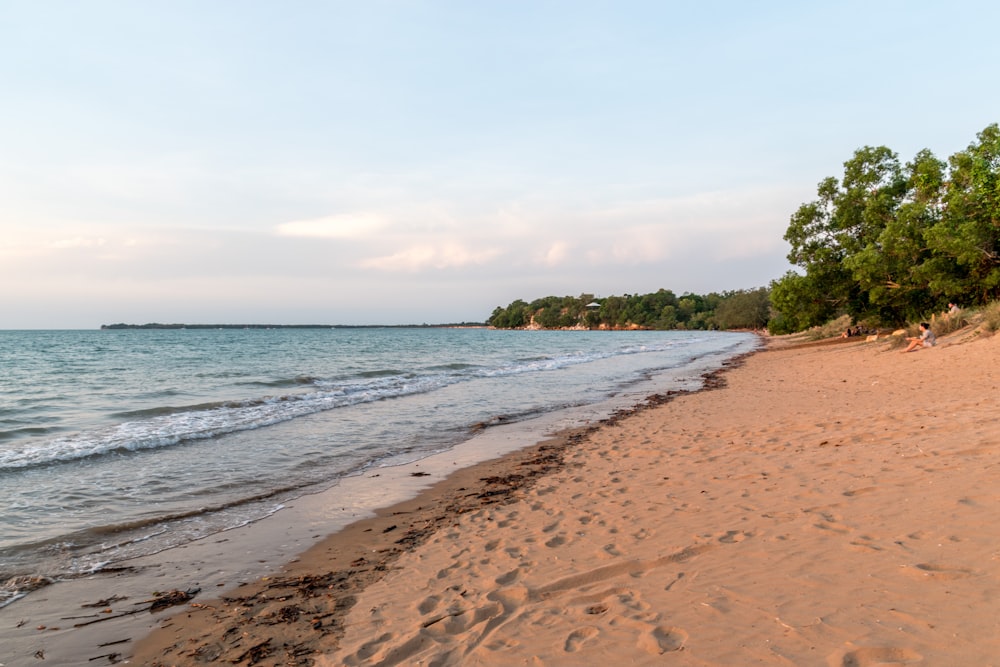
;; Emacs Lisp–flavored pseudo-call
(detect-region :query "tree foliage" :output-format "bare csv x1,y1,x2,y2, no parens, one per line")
488,288,770,331
772,123,1000,330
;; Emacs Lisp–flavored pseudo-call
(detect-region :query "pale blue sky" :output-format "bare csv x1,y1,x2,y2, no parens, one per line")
2,1,998,327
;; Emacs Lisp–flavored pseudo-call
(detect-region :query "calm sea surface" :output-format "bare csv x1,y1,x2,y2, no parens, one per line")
0,327,757,606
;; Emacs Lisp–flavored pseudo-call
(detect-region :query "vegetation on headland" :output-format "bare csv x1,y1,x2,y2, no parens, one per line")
487,288,770,331
492,123,999,334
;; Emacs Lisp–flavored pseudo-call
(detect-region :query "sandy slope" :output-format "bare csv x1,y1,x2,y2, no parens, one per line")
135,330,1000,666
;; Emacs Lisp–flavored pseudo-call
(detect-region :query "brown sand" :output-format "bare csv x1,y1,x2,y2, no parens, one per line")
131,330,1000,666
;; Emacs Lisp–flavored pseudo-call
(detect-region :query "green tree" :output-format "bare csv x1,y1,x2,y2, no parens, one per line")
597,296,626,328
676,296,699,325
926,123,1000,304
843,148,945,323
713,288,771,329
488,299,529,328
777,179,852,326
769,270,838,332
775,146,909,327
657,305,678,329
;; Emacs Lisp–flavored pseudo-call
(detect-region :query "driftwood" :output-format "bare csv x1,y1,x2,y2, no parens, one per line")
82,594,128,608
73,588,200,627
98,638,129,648
73,607,145,628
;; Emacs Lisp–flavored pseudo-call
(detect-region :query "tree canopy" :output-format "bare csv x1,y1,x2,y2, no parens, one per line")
770,123,999,332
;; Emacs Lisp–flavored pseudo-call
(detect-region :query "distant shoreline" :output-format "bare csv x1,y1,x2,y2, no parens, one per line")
99,323,487,330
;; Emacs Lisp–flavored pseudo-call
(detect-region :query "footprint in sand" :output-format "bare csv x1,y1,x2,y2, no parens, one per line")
840,646,922,666
542,519,562,533
354,632,394,661
902,563,975,581
814,520,851,534
417,595,440,615
428,601,504,636
495,568,520,585
849,536,883,553
546,534,567,548
638,625,688,654
564,626,599,652
719,530,750,543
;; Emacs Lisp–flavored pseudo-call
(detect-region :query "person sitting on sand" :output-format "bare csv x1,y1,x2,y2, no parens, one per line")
902,322,936,352
947,302,961,317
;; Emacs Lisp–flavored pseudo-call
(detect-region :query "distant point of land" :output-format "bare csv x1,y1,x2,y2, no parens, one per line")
99,323,487,330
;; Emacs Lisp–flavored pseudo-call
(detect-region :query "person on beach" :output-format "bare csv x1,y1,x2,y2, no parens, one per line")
948,302,961,317
902,322,936,352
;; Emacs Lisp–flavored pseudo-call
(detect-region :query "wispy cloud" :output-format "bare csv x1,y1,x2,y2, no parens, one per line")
360,242,504,272
274,213,386,239
49,237,108,249
539,241,570,267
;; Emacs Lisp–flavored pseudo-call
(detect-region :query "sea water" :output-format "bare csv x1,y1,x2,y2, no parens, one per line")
0,327,757,606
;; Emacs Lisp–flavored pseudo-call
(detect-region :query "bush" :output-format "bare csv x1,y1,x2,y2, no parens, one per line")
805,314,853,341
982,302,1000,333
931,311,969,337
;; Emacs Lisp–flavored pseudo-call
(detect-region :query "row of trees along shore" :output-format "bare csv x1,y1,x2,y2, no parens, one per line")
488,288,770,331
770,123,999,333
491,123,999,334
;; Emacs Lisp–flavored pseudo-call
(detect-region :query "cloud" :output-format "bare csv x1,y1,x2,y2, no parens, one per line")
360,242,503,272
539,241,570,267
49,237,108,249
274,213,386,239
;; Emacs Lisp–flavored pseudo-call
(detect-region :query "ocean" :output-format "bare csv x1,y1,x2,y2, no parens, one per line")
0,327,758,607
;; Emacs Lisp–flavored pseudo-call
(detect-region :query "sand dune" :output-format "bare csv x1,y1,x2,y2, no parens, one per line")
135,330,1000,666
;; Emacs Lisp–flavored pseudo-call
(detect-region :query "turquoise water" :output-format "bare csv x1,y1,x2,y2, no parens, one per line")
0,327,757,605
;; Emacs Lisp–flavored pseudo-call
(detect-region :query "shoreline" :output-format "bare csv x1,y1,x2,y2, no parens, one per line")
0,343,752,665
130,356,750,665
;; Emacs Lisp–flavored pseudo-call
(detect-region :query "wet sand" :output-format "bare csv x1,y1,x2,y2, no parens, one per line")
13,327,1000,666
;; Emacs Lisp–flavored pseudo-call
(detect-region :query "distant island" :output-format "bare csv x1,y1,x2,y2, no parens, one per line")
100,323,486,330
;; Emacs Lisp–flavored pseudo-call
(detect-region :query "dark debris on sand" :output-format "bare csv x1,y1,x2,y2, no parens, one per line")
144,441,575,666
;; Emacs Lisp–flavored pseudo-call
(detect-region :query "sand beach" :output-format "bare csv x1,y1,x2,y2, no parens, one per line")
12,327,1000,666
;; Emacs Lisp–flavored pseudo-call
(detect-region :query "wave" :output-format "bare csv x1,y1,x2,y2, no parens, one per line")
0,425,64,441
5,482,306,560
0,338,704,472
356,369,411,379
240,375,320,388
0,484,303,605
424,362,480,372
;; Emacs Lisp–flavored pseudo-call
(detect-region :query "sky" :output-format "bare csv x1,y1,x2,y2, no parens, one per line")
2,1,999,328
